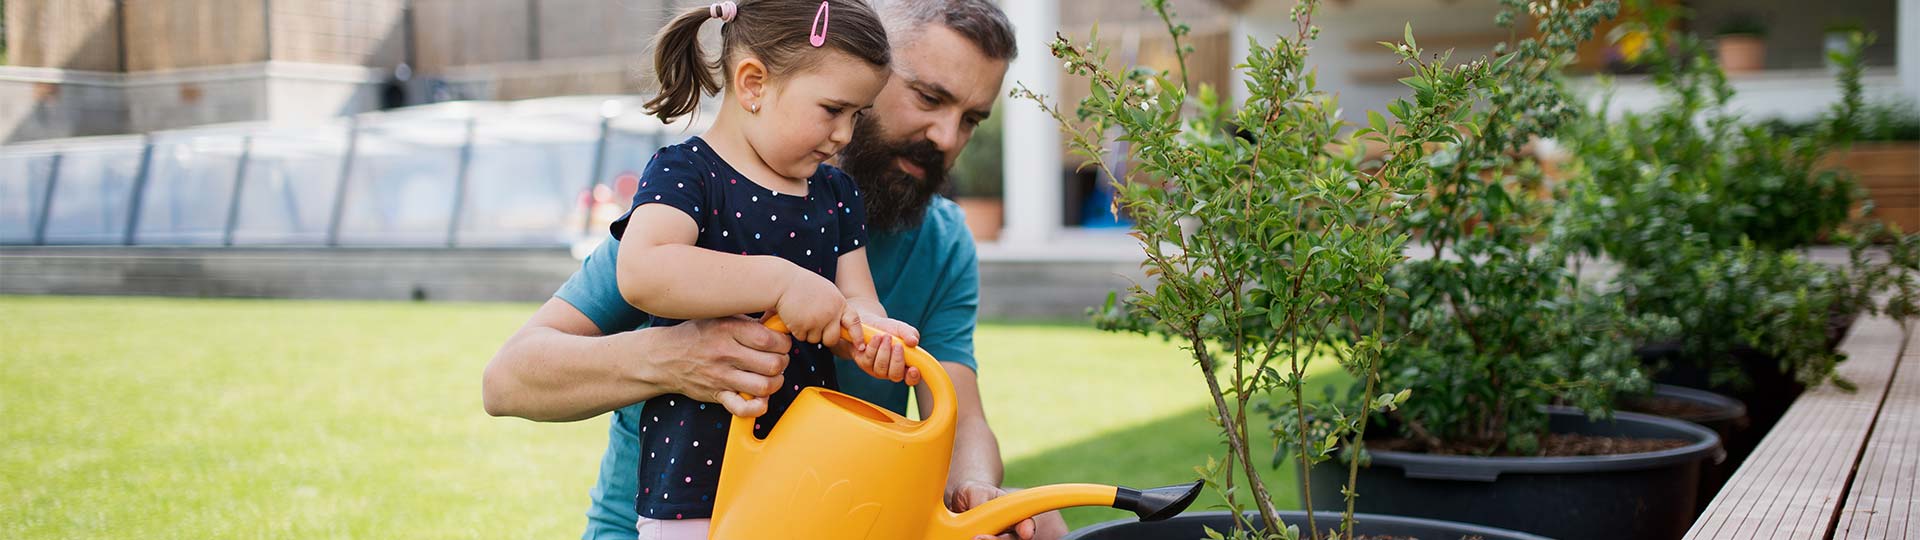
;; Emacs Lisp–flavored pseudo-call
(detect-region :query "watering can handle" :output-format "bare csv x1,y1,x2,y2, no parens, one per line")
734,315,957,426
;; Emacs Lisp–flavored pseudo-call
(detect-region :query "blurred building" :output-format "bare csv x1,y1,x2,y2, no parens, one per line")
1,0,1914,317
0,0,718,143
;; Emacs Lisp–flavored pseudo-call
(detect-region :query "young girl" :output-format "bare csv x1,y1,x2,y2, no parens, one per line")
607,1,921,537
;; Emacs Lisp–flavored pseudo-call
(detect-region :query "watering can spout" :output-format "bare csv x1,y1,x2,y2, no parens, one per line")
934,481,1204,538
1115,481,1206,521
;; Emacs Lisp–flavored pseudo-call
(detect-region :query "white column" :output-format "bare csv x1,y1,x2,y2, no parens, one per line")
1902,0,1920,96
1000,0,1063,248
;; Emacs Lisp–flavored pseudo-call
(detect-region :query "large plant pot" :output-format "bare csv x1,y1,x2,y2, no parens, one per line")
1716,34,1766,74
1824,143,1920,234
1641,341,1805,438
1305,408,1721,540
956,196,1004,242
1066,511,1550,540
1619,384,1749,511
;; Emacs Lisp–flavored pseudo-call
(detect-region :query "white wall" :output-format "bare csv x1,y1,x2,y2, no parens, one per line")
1578,68,1909,121
1233,0,1505,126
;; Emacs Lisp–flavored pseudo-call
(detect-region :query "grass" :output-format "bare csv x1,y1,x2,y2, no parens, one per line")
0,296,1338,538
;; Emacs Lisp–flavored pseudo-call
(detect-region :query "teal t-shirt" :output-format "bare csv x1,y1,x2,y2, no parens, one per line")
556,195,979,539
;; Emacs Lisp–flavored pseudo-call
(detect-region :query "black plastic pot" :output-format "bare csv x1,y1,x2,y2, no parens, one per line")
1618,384,1749,511
1065,510,1551,540
1641,341,1803,437
1305,407,1721,540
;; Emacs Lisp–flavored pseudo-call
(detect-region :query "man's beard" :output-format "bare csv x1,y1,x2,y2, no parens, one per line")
839,114,950,232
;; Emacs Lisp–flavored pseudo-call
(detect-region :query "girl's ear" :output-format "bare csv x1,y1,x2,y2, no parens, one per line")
731,57,770,113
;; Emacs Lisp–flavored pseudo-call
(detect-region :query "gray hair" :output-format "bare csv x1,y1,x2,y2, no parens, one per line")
871,0,1018,60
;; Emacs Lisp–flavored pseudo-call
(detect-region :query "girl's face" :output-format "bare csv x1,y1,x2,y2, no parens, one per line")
743,52,889,181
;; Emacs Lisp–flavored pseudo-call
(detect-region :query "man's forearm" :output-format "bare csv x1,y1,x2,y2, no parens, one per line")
935,364,1005,487
483,322,671,422
949,409,1005,486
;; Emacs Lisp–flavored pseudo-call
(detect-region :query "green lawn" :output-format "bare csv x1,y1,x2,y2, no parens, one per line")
0,296,1333,538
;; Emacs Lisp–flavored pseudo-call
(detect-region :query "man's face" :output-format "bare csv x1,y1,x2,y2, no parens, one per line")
840,25,1009,232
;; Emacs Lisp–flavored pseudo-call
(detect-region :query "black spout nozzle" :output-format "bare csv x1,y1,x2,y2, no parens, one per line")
1112,481,1204,522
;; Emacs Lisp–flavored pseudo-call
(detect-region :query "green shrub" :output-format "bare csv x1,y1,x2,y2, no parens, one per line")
1365,0,1656,456
1554,5,1911,390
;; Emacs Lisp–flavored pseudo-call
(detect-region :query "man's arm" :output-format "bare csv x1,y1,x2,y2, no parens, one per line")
482,298,793,422
924,365,1001,486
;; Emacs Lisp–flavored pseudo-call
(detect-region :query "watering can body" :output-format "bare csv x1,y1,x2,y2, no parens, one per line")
709,317,1202,540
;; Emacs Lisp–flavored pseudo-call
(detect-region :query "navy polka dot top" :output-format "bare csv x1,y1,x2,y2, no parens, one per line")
607,136,868,520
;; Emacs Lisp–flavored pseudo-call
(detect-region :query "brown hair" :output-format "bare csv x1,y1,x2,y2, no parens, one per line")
646,0,893,123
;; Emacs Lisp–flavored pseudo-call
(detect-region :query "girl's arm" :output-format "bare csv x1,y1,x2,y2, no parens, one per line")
617,205,847,345
835,247,886,319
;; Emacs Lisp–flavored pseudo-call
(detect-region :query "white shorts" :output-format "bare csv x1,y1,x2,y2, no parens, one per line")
635,517,711,540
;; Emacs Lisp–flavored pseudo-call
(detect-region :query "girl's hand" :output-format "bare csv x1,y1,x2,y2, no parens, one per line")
773,271,849,347
837,315,922,386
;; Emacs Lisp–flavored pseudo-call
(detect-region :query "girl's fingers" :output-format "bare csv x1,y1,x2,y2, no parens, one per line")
867,335,888,378
906,366,922,387
842,310,865,351
717,391,767,418
886,337,907,382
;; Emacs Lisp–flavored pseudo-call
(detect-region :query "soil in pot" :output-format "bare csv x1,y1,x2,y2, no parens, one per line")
1065,510,1551,540
1305,407,1721,540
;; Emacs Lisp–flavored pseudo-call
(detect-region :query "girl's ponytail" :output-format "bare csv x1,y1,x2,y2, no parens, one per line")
643,1,890,124
645,7,724,123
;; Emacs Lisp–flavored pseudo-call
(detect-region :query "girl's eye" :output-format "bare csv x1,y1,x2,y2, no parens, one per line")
824,106,845,116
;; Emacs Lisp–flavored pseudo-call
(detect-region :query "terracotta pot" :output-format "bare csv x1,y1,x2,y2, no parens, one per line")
956,196,1003,242
1823,143,1920,233
1716,34,1766,74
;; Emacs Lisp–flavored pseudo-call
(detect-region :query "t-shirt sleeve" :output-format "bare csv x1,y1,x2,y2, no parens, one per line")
553,237,653,335
917,231,979,373
609,147,707,241
828,167,870,255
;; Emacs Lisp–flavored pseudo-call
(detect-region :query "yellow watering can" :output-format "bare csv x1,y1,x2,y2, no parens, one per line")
710,316,1202,539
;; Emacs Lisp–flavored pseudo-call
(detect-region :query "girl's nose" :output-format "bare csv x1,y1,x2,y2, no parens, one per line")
829,116,855,145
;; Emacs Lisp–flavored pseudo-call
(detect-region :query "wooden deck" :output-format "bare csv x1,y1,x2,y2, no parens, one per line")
1686,315,1917,540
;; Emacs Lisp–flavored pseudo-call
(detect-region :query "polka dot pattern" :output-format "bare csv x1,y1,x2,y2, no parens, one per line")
606,136,869,520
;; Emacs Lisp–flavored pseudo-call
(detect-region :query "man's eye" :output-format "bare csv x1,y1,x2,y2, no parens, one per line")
917,92,938,106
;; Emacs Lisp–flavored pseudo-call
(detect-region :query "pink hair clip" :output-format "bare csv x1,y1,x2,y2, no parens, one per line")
808,1,830,47
709,1,737,23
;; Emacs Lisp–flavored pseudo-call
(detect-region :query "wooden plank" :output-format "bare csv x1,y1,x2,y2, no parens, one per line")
1835,321,1919,539
1686,315,1909,540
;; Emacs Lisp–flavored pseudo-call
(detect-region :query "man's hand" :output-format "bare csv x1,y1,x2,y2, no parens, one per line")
652,315,792,417
949,481,1070,540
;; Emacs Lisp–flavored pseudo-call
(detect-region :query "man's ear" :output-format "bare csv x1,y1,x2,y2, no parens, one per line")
732,57,769,112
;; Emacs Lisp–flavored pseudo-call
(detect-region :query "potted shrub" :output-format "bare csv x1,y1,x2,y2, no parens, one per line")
1022,1,1555,538
1714,13,1767,74
950,107,1006,241
1823,19,1866,71
1297,2,1725,540
1811,99,1920,233
1554,25,1879,433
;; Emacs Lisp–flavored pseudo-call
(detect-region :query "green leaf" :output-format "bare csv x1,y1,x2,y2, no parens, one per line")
1369,110,1390,134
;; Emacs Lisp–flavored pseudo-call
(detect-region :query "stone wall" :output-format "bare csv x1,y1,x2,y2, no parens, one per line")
122,0,270,71
270,0,408,67
3,0,122,71
0,67,129,143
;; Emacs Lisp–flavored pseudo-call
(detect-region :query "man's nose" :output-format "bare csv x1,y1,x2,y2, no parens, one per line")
926,113,964,155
